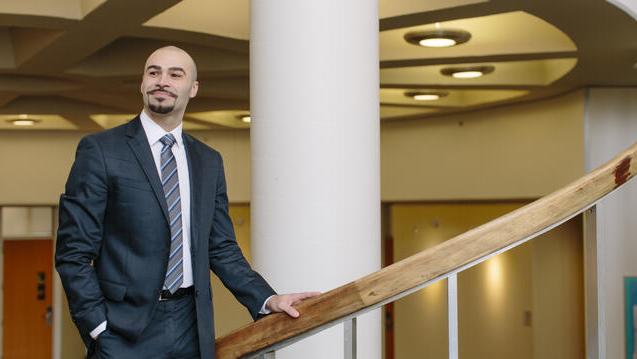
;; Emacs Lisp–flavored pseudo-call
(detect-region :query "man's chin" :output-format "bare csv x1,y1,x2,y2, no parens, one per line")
149,104,175,115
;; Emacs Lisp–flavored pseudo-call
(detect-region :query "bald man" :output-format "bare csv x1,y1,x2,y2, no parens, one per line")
55,46,318,359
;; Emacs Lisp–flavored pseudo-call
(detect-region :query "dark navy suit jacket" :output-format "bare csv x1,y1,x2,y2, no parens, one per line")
55,117,275,358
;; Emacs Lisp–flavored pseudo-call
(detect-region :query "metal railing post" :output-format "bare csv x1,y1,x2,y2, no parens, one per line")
448,274,459,359
344,317,357,359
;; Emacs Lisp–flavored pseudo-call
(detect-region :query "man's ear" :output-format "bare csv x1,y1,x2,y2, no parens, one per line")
190,81,199,98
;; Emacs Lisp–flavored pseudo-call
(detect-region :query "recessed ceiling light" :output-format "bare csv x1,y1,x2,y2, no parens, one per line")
237,114,251,123
404,91,449,101
8,118,39,126
404,29,471,48
441,65,495,79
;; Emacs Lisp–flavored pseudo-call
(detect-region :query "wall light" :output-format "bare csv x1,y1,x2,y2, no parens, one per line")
404,29,471,48
441,65,495,79
404,91,449,101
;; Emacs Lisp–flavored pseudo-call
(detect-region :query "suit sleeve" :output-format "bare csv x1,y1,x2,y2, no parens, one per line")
55,135,108,338
208,152,276,320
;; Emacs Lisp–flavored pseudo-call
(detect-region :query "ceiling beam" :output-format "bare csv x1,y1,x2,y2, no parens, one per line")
0,93,18,107
381,51,579,69
380,1,514,31
14,0,181,74
133,26,249,54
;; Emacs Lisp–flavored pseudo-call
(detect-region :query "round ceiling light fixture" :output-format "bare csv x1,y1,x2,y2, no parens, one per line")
404,91,449,101
237,114,251,123
441,65,495,79
404,29,471,48
7,115,40,126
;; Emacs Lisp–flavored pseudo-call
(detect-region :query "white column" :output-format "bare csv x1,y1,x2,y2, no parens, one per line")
250,1,381,358
584,88,637,359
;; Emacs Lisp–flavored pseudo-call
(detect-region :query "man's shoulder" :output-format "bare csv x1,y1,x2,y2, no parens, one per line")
80,119,134,145
184,133,222,161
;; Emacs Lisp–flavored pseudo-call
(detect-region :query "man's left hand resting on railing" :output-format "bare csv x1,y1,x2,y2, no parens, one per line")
265,292,322,318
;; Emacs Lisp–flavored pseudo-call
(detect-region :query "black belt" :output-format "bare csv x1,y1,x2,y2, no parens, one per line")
160,286,194,300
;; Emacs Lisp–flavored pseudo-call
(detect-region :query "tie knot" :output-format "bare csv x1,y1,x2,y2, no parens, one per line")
160,134,176,148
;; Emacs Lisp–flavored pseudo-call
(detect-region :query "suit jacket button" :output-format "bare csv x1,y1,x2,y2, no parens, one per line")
195,289,200,297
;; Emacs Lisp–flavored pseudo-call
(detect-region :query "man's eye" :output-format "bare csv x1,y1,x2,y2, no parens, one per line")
171,73,183,78
148,71,159,76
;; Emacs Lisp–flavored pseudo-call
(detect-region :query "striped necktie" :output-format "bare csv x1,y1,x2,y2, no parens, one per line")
160,134,183,293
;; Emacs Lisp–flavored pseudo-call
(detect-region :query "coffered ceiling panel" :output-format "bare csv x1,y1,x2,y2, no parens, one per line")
0,0,83,20
381,88,529,107
0,0,635,130
144,0,250,40
1,95,120,114
0,28,15,69
380,106,441,119
0,75,81,92
66,37,248,77
380,0,488,19
381,58,578,86
0,114,77,130
381,11,576,61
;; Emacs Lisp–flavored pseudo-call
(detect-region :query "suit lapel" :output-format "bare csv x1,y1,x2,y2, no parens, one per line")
125,117,170,223
183,133,201,255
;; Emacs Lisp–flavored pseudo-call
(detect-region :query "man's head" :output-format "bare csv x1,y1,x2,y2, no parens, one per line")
140,46,199,117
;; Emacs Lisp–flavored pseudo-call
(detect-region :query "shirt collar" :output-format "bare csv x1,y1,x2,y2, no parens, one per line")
139,110,183,148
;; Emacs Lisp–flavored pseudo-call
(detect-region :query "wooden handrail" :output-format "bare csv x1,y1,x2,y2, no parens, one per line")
216,141,637,358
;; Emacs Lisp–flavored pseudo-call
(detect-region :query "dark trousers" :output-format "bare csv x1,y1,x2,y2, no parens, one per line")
89,295,200,359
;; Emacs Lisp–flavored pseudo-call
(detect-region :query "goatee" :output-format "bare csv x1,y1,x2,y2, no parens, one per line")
149,103,174,114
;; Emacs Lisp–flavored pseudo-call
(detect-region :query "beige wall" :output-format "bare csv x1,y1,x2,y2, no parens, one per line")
390,202,584,359
0,90,585,206
531,216,584,359
0,129,251,204
212,205,255,337
381,91,585,201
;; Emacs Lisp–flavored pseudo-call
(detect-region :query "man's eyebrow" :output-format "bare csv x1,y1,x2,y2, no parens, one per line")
145,65,187,74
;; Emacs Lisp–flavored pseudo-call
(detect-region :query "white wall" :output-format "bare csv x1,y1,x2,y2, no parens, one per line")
584,87,637,359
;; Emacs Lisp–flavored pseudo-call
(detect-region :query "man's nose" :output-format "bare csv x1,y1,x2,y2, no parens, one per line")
157,72,171,86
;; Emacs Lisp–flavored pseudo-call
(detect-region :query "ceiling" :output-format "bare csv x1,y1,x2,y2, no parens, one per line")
0,0,635,131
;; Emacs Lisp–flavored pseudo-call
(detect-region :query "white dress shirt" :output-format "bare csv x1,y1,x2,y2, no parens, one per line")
140,110,194,289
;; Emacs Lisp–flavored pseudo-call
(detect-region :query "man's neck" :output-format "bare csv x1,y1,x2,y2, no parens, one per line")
144,109,183,132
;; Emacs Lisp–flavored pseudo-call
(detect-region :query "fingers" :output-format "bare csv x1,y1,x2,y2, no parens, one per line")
290,291,321,306
281,303,300,318
299,291,322,298
273,291,322,318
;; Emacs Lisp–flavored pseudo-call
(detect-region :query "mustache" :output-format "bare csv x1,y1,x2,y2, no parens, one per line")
147,87,177,98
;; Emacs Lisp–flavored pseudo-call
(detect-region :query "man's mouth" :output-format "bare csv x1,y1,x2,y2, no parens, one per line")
148,89,177,98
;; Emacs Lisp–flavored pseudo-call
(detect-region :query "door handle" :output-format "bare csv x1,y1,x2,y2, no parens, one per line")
44,306,53,326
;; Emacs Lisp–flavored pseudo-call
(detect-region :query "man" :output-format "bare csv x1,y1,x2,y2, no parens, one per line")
55,46,318,358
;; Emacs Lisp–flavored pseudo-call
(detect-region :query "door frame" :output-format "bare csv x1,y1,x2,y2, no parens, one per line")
0,205,62,359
